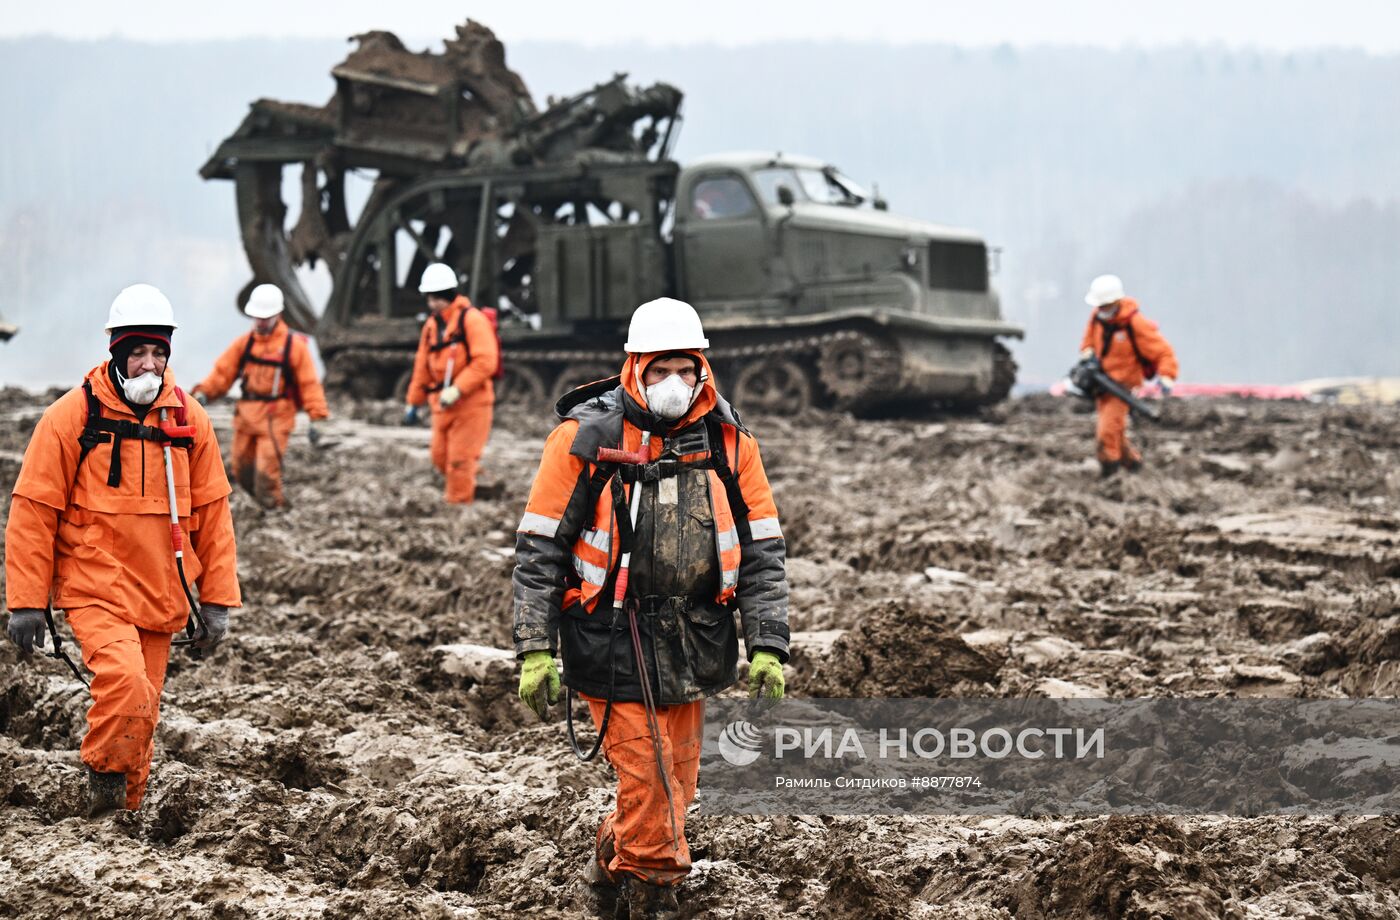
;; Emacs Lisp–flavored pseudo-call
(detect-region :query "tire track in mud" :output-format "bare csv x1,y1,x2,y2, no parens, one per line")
0,391,1397,917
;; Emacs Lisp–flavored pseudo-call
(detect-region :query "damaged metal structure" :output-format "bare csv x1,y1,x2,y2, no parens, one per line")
202,20,1021,413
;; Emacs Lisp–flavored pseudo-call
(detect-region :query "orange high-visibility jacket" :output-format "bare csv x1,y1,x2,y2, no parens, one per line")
5,364,241,633
194,319,329,422
512,351,789,662
406,296,499,408
1079,298,1180,389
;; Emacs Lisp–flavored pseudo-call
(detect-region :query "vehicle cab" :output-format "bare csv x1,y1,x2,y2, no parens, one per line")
674,151,1008,331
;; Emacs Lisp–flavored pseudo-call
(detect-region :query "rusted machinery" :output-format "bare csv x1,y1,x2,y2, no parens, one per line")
203,20,1020,413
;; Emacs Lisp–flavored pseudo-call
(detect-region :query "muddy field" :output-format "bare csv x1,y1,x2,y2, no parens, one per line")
1,387,1398,919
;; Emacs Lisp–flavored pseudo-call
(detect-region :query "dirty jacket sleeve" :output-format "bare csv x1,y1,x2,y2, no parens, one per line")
406,320,434,407
512,421,593,658
185,400,241,608
292,336,330,420
1130,314,1179,380
453,309,499,398
195,335,250,400
5,393,82,610
734,430,791,663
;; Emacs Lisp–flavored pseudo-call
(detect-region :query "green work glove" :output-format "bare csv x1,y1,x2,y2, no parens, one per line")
518,650,561,720
748,651,785,700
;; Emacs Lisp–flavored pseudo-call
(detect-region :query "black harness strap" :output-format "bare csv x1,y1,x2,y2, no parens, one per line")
429,309,469,354
237,333,298,403
1098,316,1156,377
76,382,194,488
424,309,473,394
574,412,755,562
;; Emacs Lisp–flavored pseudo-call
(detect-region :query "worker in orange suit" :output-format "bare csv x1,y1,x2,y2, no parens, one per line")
512,298,789,919
404,262,499,504
191,284,330,508
1079,274,1180,476
5,284,240,818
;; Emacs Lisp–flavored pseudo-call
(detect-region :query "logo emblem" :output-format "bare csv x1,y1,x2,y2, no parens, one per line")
718,720,763,766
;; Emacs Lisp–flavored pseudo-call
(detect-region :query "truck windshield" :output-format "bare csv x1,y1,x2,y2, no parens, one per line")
753,166,866,207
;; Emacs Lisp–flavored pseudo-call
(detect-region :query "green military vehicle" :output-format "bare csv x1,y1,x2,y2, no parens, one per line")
202,21,1021,414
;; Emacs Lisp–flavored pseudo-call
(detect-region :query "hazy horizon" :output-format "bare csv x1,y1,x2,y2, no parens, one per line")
1,33,1397,390
5,0,1399,52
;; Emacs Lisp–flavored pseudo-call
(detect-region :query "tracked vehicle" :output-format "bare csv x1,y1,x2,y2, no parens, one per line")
202,21,1021,413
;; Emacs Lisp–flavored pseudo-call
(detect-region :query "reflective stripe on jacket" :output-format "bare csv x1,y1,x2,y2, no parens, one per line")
511,350,790,699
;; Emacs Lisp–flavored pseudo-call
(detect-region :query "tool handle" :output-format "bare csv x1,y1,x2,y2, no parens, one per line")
613,567,630,604
170,522,185,554
597,446,649,465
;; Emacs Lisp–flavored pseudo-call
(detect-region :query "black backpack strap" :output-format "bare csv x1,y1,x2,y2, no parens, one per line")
586,461,618,512
705,414,752,544
1122,319,1154,376
76,381,108,470
608,474,634,555
235,332,257,377
1097,318,1114,359
281,333,302,407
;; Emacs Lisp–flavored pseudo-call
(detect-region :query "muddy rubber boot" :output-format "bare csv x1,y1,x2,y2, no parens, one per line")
582,860,620,917
86,768,127,819
1099,460,1121,478
1122,456,1143,474
617,878,679,920
582,835,620,917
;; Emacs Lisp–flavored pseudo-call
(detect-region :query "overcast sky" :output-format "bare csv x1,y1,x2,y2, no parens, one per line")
5,0,1399,50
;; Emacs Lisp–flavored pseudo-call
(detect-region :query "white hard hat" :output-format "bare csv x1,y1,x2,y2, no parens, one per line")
105,283,178,333
244,283,285,319
1085,274,1125,307
624,298,709,353
418,262,460,294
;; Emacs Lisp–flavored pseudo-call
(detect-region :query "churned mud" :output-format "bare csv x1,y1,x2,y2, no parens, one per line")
1,389,1397,918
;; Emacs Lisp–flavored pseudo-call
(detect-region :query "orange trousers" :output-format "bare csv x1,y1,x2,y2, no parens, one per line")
1095,394,1141,464
67,605,172,810
232,402,295,507
585,696,704,887
430,397,493,504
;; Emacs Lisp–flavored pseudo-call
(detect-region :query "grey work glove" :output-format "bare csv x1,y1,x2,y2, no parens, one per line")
194,605,229,652
403,404,422,427
6,609,46,657
192,390,209,406
308,420,324,448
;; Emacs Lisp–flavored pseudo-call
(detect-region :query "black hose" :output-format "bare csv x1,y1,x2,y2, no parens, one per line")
566,606,619,762
43,607,90,688
627,600,682,854
168,556,208,658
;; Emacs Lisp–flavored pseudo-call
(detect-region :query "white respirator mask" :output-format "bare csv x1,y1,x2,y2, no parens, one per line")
644,373,698,420
117,369,163,405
